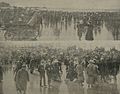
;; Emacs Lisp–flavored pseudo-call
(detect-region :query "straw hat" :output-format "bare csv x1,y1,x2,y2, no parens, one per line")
89,60,95,64
22,64,26,67
79,20,84,24
54,59,59,63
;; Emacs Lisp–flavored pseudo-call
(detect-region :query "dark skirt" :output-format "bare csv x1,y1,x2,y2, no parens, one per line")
87,75,96,84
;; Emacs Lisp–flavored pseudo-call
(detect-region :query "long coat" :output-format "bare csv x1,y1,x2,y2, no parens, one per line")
76,64,84,83
85,24,94,40
77,23,84,40
14,68,29,91
0,66,3,81
0,66,3,94
86,63,98,84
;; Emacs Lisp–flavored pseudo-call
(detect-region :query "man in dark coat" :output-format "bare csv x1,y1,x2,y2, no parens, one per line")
64,56,70,70
0,65,3,82
0,64,3,94
45,59,53,87
14,64,29,94
77,20,85,40
52,59,61,81
76,62,84,86
29,59,35,74
38,59,46,87
66,60,77,81
14,61,22,74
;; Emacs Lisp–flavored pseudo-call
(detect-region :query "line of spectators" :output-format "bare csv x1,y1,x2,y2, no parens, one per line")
0,6,120,40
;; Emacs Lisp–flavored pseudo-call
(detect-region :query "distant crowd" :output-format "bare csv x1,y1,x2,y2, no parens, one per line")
0,6,120,40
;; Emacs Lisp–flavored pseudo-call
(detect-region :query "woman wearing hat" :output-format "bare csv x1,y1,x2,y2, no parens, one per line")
85,21,94,41
86,60,98,88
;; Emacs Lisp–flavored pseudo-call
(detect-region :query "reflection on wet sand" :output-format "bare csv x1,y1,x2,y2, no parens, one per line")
2,66,120,94
87,84,119,94
0,82,3,94
67,82,84,94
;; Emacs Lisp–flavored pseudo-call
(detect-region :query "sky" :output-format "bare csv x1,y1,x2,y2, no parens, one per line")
0,0,120,9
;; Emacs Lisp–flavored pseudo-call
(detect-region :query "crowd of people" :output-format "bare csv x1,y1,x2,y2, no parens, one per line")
0,45,120,94
0,2,120,40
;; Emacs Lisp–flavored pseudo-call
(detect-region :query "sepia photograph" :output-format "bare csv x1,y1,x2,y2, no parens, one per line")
0,0,120,41
0,42,120,94
0,0,120,94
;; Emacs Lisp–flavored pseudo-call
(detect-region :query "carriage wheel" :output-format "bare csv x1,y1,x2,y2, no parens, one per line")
4,31,15,40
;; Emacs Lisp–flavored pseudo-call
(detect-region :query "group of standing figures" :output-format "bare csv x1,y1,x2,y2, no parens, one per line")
0,3,120,41
12,57,118,94
13,58,63,94
76,20,97,41
0,47,120,94
65,59,100,87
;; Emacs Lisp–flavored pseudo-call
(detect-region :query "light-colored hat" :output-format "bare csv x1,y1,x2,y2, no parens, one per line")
88,21,92,25
22,64,26,67
89,60,95,63
48,59,51,62
54,59,59,63
79,20,84,24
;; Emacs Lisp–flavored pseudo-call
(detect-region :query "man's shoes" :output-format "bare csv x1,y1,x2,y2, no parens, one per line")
44,85,47,87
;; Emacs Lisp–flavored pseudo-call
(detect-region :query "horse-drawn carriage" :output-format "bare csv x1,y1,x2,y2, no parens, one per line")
3,12,42,41
4,24,38,40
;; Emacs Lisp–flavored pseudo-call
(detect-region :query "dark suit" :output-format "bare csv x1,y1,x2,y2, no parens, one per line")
38,64,46,86
0,66,3,81
0,66,3,94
